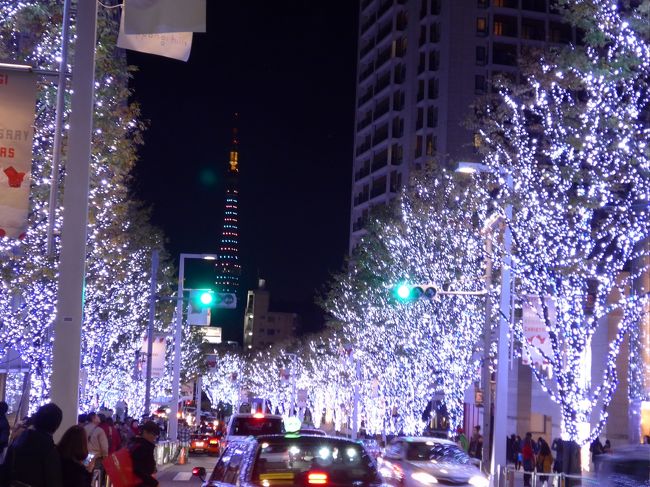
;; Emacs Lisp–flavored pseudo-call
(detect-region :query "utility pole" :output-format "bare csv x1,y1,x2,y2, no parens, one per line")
50,0,97,439
144,249,159,417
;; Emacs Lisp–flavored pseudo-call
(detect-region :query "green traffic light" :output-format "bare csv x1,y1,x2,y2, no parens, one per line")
199,291,214,305
396,284,411,300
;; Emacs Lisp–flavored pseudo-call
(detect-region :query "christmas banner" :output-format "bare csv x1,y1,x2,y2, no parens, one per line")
522,296,554,366
0,68,36,239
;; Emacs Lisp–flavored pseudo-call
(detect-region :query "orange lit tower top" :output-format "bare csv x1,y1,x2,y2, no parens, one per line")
215,113,241,294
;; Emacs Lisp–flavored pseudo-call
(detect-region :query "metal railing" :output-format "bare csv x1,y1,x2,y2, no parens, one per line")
495,465,600,487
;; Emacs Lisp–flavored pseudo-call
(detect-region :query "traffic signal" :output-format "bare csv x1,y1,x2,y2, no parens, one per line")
394,282,438,302
188,289,214,326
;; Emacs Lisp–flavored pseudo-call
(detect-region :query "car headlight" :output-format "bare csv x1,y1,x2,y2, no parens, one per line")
468,474,489,487
411,471,439,484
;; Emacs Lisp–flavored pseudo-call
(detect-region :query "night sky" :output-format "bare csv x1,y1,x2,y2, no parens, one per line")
128,1,359,341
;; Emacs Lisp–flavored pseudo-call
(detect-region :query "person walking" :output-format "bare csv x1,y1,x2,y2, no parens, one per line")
521,432,536,487
177,420,191,463
551,437,563,473
536,439,553,486
84,412,109,486
468,425,483,461
129,421,160,486
100,416,121,454
589,437,603,473
0,402,9,464
514,435,522,470
0,403,63,487
58,425,94,487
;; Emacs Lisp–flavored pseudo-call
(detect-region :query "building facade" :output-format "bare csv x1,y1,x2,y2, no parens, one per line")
243,280,299,350
349,0,577,252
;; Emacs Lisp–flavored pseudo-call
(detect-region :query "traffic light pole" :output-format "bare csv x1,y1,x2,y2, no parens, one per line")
169,253,217,441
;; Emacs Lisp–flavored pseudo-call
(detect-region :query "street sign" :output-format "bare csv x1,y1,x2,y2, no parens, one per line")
214,292,237,309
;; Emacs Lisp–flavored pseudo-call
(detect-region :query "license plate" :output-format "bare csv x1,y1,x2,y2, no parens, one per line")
195,442,204,447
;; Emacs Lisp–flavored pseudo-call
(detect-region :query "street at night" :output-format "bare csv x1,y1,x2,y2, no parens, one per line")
0,1,649,487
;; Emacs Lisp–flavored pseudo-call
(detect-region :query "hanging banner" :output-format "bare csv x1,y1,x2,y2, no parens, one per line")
124,0,206,35
117,11,193,62
141,333,167,379
522,296,554,366
0,69,36,239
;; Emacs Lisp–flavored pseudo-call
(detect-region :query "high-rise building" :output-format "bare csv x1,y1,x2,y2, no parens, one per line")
215,114,242,295
349,0,578,252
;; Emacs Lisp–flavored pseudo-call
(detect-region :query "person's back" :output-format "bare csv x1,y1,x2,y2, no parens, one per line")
0,403,63,487
0,401,10,460
129,421,160,486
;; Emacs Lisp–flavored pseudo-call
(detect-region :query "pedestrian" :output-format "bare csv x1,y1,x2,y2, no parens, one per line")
589,437,603,473
507,434,516,465
0,402,63,487
521,432,536,487
551,437,563,473
58,425,94,487
99,416,121,454
127,418,140,442
178,420,191,460
84,412,109,486
467,425,483,460
77,413,88,426
515,435,522,470
536,439,553,486
456,427,469,452
602,439,612,454
129,420,160,486
0,401,9,464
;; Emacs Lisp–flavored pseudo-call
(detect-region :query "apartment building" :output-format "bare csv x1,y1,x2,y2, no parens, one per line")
349,0,577,252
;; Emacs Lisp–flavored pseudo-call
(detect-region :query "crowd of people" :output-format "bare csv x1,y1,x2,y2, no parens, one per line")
0,400,162,487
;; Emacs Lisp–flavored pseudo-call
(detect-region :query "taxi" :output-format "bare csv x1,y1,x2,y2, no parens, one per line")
193,419,393,486
189,434,211,455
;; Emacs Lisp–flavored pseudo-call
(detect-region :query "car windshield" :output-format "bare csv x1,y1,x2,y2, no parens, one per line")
406,442,470,464
251,436,381,486
231,417,284,437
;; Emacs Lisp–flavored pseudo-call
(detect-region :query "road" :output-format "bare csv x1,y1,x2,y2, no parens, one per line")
158,453,217,486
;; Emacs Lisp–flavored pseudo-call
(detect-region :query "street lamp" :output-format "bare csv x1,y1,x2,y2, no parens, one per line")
168,253,218,441
457,161,513,482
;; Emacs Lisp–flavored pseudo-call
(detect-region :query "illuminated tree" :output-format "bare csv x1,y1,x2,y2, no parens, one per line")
325,167,491,434
0,2,175,414
475,0,650,444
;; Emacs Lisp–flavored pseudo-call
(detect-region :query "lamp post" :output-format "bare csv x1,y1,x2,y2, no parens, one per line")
168,253,217,441
457,162,513,482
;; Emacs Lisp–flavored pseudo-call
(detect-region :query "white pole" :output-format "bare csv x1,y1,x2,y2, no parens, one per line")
46,0,72,256
144,249,159,417
352,358,360,440
490,174,513,483
482,237,493,466
50,0,97,440
195,374,202,429
169,255,185,440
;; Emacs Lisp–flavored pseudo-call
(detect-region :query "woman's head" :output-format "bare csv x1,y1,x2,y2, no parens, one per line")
57,425,88,462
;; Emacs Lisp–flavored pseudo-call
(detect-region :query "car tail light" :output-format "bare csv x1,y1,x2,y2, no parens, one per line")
307,471,328,484
209,439,219,445
253,412,265,418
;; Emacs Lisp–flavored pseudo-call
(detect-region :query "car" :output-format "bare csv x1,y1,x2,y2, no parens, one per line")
206,434,222,456
193,433,394,486
379,436,489,487
224,413,284,445
189,434,211,455
597,444,650,487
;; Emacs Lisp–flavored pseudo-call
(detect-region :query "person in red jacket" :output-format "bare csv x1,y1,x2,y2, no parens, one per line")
99,417,121,454
521,432,536,487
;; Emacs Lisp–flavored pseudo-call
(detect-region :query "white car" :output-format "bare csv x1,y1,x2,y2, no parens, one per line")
379,436,489,487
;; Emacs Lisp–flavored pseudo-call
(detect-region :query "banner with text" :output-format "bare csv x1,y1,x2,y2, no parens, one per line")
0,69,36,239
522,296,554,366
141,333,167,379
117,11,192,61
